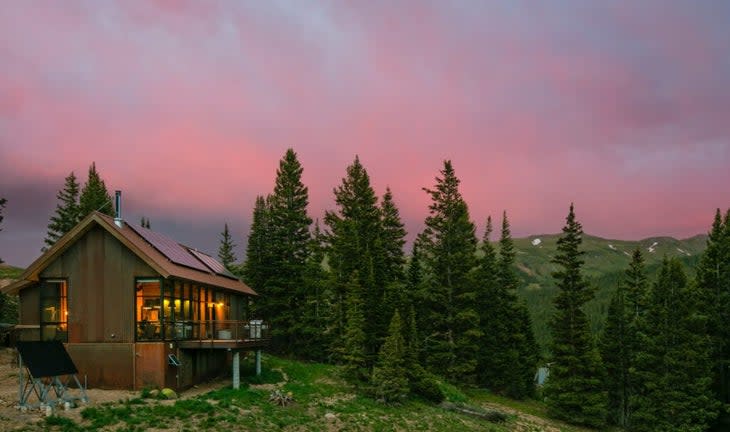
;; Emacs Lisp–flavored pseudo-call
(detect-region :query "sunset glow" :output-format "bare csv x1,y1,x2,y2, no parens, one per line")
1,1,729,266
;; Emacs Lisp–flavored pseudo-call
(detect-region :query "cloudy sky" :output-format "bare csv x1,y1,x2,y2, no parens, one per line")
1,1,729,267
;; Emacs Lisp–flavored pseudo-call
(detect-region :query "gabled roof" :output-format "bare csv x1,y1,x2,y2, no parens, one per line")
3,212,256,296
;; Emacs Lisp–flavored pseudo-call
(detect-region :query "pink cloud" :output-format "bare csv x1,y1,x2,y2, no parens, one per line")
1,1,729,266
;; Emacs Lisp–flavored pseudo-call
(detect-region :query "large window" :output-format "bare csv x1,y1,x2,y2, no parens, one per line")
40,280,68,342
135,278,162,340
135,277,247,341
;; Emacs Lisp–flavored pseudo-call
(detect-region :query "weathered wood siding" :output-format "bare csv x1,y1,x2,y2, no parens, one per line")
40,225,157,343
67,343,135,389
18,284,39,325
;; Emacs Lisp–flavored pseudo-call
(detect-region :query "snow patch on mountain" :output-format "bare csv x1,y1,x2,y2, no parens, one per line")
531,238,542,246
624,251,631,257
677,247,691,256
608,244,616,250
648,241,658,253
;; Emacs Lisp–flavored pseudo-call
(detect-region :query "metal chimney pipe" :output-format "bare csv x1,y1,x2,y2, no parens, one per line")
114,190,122,227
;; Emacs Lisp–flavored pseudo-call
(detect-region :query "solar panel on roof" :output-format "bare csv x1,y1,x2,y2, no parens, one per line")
188,249,238,279
129,224,211,273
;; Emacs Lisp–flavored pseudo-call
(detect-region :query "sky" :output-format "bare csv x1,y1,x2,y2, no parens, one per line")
1,1,729,268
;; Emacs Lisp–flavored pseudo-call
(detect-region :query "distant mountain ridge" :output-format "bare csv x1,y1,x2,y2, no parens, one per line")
509,233,708,350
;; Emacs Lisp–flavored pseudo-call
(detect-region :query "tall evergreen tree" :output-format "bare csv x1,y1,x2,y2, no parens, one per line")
545,204,606,427
474,216,502,387
476,213,538,397
601,248,648,428
259,149,313,354
419,160,480,382
497,212,539,398
79,162,113,218
44,172,81,250
695,208,730,404
600,282,630,427
325,156,386,365
242,195,273,297
300,220,330,361
633,258,718,432
372,310,409,403
380,187,407,282
340,273,367,381
217,223,237,272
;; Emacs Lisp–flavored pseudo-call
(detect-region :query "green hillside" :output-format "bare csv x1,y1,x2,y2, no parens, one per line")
511,233,707,350
0,264,23,280
32,354,591,432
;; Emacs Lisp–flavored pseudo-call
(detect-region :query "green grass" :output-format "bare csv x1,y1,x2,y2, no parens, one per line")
39,355,516,432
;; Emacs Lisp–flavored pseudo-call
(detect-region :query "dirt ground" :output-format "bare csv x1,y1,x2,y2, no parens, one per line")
0,347,228,431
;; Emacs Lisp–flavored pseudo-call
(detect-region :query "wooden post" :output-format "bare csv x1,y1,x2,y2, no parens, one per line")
255,350,261,376
232,351,240,389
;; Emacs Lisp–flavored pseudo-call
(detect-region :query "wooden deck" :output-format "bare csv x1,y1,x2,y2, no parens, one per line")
178,338,269,350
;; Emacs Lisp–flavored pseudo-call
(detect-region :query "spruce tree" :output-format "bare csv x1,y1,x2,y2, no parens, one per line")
44,172,80,250
497,212,539,398
380,187,407,282
545,204,606,427
695,208,730,404
217,223,237,272
242,195,273,295
600,282,630,427
325,156,386,365
633,258,718,432
341,273,367,381
600,248,648,428
419,160,480,382
476,213,538,398
300,220,330,361
79,162,113,218
372,310,409,403
474,216,501,386
256,149,313,354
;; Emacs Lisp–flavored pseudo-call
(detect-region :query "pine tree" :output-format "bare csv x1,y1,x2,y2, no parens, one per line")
497,212,539,398
380,187,407,282
545,203,606,427
79,162,113,218
633,258,718,432
341,273,367,381
474,216,502,387
300,220,330,361
217,223,237,272
325,156,386,365
44,172,81,250
263,148,313,354
600,282,630,427
372,310,409,403
695,208,730,404
242,195,273,296
476,213,538,398
419,160,480,382
600,248,648,428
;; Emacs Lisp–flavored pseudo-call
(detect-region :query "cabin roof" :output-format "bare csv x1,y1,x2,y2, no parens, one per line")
2,212,256,297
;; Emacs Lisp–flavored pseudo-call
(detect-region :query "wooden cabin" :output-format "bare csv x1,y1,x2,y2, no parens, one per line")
3,208,267,391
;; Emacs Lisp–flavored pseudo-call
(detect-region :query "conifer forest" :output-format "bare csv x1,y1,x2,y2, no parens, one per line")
4,151,729,431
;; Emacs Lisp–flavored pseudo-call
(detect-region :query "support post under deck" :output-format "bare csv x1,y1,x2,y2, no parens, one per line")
232,351,240,390
255,350,261,376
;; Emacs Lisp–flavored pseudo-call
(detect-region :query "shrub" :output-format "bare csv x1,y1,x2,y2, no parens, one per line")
410,374,445,403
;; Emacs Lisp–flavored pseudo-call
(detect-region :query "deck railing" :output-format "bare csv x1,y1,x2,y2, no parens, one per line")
136,320,269,342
